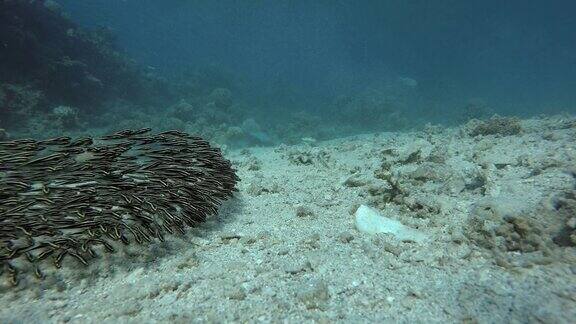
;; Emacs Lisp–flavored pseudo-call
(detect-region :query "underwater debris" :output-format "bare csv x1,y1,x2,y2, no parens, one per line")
0,128,239,286
354,205,428,243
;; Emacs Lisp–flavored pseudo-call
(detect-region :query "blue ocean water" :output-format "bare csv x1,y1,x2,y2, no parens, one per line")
61,0,575,119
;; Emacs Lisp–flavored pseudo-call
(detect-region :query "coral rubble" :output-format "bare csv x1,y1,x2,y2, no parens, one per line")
469,116,522,136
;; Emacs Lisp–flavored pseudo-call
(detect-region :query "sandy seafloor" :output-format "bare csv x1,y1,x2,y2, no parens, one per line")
1,115,575,323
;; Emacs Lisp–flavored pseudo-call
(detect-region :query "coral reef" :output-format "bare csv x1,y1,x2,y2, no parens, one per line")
51,105,80,129
169,100,198,122
0,128,239,286
0,2,271,148
0,84,44,125
208,88,233,110
0,0,171,132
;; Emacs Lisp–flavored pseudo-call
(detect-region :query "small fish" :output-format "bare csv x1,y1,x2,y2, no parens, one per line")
54,250,67,268
101,128,152,140
20,153,70,166
67,137,93,147
157,130,192,138
38,137,71,146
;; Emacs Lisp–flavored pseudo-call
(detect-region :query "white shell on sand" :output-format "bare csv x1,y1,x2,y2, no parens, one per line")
354,205,428,243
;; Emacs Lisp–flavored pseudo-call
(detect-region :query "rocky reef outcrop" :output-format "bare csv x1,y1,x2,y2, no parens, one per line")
0,0,170,132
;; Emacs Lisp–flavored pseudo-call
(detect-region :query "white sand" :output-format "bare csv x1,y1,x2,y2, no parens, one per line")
1,115,575,323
